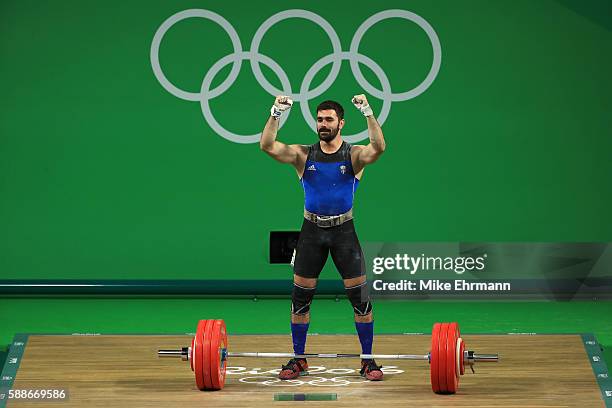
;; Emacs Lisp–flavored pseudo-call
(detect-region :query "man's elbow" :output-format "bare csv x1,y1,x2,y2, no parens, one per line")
367,144,385,164
260,138,273,152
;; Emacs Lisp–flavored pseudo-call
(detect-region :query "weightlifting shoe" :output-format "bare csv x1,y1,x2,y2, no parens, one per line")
360,359,383,381
278,358,308,380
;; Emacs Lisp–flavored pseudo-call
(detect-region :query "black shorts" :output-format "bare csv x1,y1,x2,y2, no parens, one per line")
292,218,365,280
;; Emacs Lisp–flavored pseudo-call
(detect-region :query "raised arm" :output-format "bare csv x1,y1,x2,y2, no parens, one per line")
350,94,386,174
260,96,307,171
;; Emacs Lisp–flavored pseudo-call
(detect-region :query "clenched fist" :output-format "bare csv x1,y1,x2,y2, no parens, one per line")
271,95,293,119
352,94,373,117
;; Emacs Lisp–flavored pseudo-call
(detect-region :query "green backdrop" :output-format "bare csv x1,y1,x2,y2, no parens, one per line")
1,0,611,281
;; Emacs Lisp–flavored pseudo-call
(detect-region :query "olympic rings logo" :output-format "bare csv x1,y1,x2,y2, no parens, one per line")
240,376,367,387
150,9,442,144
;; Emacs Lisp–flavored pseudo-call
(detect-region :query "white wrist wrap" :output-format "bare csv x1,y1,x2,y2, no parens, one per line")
359,104,373,117
271,105,283,119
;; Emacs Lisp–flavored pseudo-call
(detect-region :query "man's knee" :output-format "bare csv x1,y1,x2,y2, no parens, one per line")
354,311,373,323
292,277,317,316
345,279,372,317
343,275,366,288
294,275,317,288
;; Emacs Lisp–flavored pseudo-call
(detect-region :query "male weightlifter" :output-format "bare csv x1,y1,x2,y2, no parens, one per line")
260,94,386,381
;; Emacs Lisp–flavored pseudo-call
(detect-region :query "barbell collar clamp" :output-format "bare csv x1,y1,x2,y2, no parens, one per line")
158,347,190,362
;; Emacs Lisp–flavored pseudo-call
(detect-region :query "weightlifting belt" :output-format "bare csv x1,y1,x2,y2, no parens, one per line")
304,208,353,228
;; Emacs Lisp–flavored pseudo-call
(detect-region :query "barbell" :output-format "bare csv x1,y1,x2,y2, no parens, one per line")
158,319,498,394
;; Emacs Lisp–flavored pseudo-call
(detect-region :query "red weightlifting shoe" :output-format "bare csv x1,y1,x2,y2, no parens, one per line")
360,359,383,381
279,358,309,380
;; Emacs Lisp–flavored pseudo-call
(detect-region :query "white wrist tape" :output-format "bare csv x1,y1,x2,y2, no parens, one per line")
270,97,293,119
359,103,373,117
271,105,283,119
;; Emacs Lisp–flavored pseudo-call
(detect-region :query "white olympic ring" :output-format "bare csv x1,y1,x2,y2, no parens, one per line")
151,9,442,144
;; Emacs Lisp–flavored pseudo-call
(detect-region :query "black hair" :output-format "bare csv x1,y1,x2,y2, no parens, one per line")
316,100,344,120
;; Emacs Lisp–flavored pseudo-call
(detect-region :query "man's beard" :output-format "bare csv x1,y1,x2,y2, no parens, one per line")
317,126,339,142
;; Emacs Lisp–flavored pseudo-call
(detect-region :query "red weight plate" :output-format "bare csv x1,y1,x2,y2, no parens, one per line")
451,324,461,381
190,337,195,372
454,322,464,376
460,337,466,375
430,323,441,393
437,323,449,393
455,338,460,377
202,319,214,390
457,337,464,378
194,320,208,390
209,319,228,390
220,320,228,386
446,322,459,393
